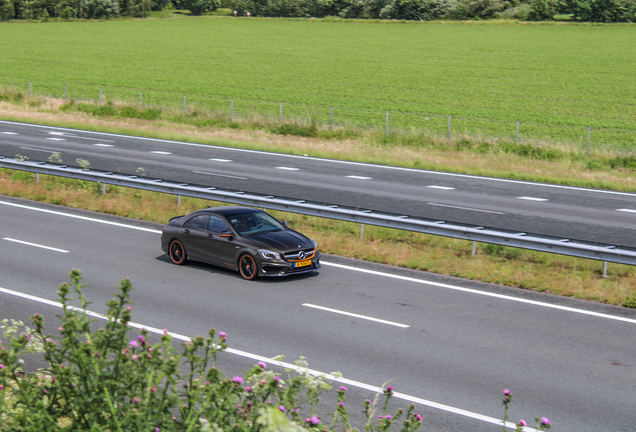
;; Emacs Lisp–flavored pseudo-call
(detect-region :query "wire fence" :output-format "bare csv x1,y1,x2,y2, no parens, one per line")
2,78,635,155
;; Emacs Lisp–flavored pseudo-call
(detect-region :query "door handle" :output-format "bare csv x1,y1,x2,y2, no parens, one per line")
207,234,213,238
184,229,190,234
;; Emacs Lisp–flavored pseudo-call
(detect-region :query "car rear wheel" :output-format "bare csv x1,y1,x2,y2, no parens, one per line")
169,240,187,265
239,254,258,280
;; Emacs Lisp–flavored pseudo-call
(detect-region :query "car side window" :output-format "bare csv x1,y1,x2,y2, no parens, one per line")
208,215,231,233
184,215,209,229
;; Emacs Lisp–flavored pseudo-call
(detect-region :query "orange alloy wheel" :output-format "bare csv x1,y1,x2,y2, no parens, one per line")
169,240,187,265
239,254,258,280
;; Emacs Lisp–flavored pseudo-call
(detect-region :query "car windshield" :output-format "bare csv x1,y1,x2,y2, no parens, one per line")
228,211,285,235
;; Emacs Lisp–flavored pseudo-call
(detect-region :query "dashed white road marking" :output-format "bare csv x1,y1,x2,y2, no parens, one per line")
94,144,114,147
209,158,232,162
47,132,65,135
46,138,65,141
303,303,409,328
150,151,172,155
192,170,247,180
427,185,455,190
20,147,57,153
346,175,372,180
517,196,548,202
275,167,300,171
2,237,69,253
0,131,18,134
427,202,504,214
617,209,636,214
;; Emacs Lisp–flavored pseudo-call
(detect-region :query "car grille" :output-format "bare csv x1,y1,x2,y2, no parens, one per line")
284,248,316,262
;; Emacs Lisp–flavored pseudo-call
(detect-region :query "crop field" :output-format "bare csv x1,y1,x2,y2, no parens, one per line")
1,17,635,149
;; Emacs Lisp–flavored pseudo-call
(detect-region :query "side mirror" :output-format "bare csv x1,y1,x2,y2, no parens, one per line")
219,230,234,239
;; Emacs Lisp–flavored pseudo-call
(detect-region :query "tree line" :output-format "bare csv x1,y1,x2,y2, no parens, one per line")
0,0,634,22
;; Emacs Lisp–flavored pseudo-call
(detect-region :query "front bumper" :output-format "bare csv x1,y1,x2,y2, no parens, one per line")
259,254,321,277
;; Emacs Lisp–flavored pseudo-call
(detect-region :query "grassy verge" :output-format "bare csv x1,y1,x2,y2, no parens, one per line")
1,92,636,192
2,169,635,308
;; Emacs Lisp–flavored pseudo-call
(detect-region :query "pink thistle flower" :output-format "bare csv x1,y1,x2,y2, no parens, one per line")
246,386,252,392
540,417,551,426
258,361,266,369
155,428,160,432
132,355,138,361
151,387,157,393
219,332,227,340
387,386,393,391
133,398,139,404
126,307,131,311
339,402,345,406
0,385,3,390
233,376,244,384
129,340,138,348
503,389,511,396
415,414,423,421
519,419,527,427
385,415,393,420
278,405,286,412
274,376,280,382
339,386,348,392
311,416,320,425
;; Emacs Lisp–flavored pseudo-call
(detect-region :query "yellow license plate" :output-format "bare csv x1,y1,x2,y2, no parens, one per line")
295,260,311,268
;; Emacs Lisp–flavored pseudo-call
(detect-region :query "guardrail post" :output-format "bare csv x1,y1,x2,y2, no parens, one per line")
472,241,476,256
448,115,451,141
102,182,106,195
360,223,364,238
603,261,607,278
331,106,334,131
231,98,234,122
279,102,283,125
36,173,39,182
177,194,181,206
29,82,32,98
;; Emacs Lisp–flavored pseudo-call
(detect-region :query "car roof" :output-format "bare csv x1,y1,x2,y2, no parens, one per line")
197,206,261,218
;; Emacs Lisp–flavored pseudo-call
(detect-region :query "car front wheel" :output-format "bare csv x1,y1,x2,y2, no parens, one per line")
169,240,187,265
239,254,258,280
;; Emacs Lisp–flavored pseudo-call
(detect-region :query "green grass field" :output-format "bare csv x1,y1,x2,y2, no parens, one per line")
1,17,635,148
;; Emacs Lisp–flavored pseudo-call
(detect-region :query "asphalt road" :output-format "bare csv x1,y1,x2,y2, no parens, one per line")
1,120,636,248
1,196,635,432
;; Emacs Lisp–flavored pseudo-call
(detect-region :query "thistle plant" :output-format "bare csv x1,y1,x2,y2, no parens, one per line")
0,269,424,432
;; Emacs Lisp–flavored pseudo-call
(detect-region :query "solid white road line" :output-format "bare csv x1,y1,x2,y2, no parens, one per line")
302,303,409,328
192,171,247,180
94,143,114,147
0,284,531,431
427,185,455,190
321,261,636,325
46,138,65,141
427,202,504,215
346,175,372,180
3,119,636,199
617,209,636,213
3,237,69,253
0,201,162,234
0,131,18,134
150,151,172,155
20,147,56,153
209,158,232,162
517,197,548,202
275,167,300,171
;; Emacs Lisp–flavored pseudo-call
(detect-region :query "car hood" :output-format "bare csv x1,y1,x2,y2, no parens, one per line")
246,230,314,251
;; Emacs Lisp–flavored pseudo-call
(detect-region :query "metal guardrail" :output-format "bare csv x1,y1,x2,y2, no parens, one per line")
2,155,636,266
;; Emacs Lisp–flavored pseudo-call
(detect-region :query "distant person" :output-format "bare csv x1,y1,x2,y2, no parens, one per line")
242,10,246,16
233,10,237,16
246,11,250,16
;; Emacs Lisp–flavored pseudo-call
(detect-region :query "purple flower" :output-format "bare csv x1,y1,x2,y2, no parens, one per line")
415,414,423,421
519,419,527,427
133,398,140,404
503,389,511,396
379,416,383,420
128,340,138,348
385,415,393,420
540,417,551,426
219,332,227,339
245,386,252,392
233,376,244,384
339,402,345,406
274,376,280,382
132,355,138,361
0,385,3,390
258,361,266,369
155,428,160,432
278,405,286,412
310,416,320,425
0,364,4,369
339,386,348,392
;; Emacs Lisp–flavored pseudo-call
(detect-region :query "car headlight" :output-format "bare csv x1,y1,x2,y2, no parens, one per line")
258,249,281,260
310,239,317,247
